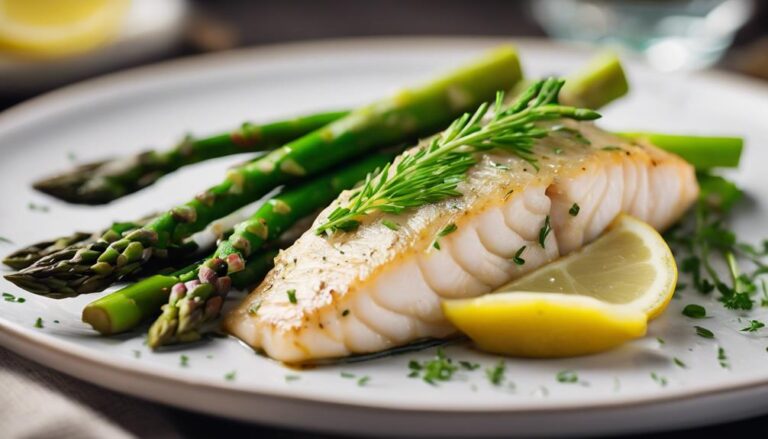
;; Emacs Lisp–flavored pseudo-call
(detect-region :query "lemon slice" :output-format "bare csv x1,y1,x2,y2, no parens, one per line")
442,214,677,358
0,0,130,58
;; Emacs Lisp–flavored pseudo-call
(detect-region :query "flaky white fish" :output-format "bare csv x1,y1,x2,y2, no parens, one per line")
225,120,698,363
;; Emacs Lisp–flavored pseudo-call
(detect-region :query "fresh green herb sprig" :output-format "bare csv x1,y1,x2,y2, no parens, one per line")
316,78,600,235
666,172,768,313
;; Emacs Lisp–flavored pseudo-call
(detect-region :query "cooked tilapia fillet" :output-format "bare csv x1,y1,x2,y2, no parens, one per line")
225,121,698,363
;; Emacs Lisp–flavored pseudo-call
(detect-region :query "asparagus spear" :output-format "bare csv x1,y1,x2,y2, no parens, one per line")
560,52,629,110
618,132,743,169
4,50,624,271
82,250,278,336
2,219,151,270
147,152,395,346
33,111,348,205
7,46,523,297
83,152,393,338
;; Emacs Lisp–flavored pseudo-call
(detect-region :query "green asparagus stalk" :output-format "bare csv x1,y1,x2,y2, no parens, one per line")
146,153,395,347
33,111,348,205
4,49,625,272
83,51,640,335
82,250,278,335
5,46,522,297
2,219,151,270
560,52,629,110
83,152,393,338
618,132,743,169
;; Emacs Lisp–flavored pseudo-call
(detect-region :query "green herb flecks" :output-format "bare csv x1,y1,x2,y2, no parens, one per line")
650,372,668,387
34,317,43,328
682,304,706,318
0,236,13,244
285,375,301,382
225,371,236,381
556,370,578,384
2,292,25,303
486,361,506,386
180,354,189,367
315,78,600,235
741,320,765,332
512,246,526,265
673,357,687,368
568,203,580,216
433,223,458,250
382,219,400,231
27,202,50,213
717,346,730,369
286,289,297,304
459,361,480,371
552,125,591,145
695,326,715,339
408,348,459,385
538,215,551,248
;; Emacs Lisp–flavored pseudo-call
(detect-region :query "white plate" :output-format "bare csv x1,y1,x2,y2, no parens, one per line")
1,38,768,437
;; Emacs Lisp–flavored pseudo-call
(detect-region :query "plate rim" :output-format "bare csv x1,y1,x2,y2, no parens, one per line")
2,35,768,418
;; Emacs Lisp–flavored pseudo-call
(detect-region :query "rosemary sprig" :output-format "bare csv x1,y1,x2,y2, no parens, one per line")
316,78,600,235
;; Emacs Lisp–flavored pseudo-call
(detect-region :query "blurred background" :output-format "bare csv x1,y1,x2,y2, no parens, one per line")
0,0,766,112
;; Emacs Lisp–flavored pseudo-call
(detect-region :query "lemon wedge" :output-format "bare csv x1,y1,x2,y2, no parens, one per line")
0,0,130,58
442,214,677,358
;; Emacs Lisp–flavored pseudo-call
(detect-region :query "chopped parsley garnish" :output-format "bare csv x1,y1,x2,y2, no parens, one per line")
665,173,768,314
459,361,480,371
439,223,457,236
556,370,578,384
285,375,301,382
538,215,551,248
0,236,12,244
601,145,623,152
694,326,715,339
27,202,50,212
408,348,458,385
180,355,189,367
486,361,506,386
225,371,236,381
433,223,458,250
132,350,141,358
247,302,261,315
34,317,43,328
681,304,706,318
656,337,665,345
741,319,765,332
382,219,400,231
553,147,563,155
673,357,687,368
717,346,729,368
340,371,356,379
650,372,668,387
286,289,297,304
3,292,25,303
568,203,580,216
357,376,371,387
552,125,591,145
512,246,526,265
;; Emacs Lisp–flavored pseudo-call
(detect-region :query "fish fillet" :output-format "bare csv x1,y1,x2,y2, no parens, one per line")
225,121,698,363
